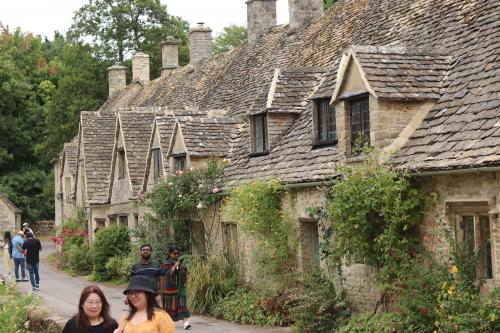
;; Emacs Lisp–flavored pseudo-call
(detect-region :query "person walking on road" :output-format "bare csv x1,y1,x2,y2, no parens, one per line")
1,231,13,278
62,285,118,333
130,244,162,280
11,231,27,282
22,222,34,237
115,275,175,333
162,245,191,330
21,232,42,291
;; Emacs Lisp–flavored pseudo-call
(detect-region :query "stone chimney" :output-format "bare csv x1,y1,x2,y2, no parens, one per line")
107,64,126,97
246,0,277,45
161,37,180,77
132,51,150,82
189,23,212,65
288,0,323,32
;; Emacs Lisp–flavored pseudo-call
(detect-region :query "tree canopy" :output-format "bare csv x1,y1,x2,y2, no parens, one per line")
324,0,337,10
213,25,247,55
68,0,190,77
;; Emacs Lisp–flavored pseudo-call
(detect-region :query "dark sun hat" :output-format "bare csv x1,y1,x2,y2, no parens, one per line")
123,275,157,295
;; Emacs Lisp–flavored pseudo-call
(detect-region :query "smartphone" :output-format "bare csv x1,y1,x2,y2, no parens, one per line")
179,258,184,263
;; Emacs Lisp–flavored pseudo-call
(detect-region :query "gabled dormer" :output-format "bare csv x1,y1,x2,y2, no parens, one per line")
108,111,155,203
168,114,238,171
329,45,450,158
248,68,324,156
143,113,176,191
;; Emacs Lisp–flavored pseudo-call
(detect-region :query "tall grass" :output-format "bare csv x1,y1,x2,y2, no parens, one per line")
0,283,40,333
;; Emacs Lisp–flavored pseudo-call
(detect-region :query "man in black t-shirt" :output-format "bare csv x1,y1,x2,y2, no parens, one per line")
21,233,42,291
126,244,163,304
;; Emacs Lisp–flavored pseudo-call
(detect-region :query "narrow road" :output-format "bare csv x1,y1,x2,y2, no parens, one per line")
1,242,291,333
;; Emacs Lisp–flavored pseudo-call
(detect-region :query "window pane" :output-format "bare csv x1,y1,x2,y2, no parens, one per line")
461,216,475,253
174,156,186,172
480,216,493,279
350,98,369,151
254,115,267,153
327,104,336,141
152,149,162,180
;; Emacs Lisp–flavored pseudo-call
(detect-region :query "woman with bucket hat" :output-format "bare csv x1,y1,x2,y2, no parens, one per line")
114,275,175,333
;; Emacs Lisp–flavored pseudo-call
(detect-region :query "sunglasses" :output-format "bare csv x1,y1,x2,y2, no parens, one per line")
172,252,180,255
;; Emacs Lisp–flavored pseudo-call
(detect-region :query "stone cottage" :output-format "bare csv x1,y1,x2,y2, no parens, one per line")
0,192,22,232
54,0,500,309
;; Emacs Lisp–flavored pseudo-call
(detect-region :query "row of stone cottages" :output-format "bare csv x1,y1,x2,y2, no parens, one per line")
54,0,499,309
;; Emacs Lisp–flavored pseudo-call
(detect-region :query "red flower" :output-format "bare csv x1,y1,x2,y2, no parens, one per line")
66,229,72,236
419,307,428,316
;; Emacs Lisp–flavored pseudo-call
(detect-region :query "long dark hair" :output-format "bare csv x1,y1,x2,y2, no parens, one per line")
75,285,114,329
126,291,163,321
3,231,11,242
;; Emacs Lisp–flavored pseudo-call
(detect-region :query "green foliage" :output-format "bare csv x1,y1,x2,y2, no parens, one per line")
68,0,190,76
135,160,225,260
105,251,137,281
66,243,93,275
224,179,296,289
0,283,41,333
187,255,239,314
325,162,423,279
324,0,338,10
91,225,131,281
212,288,289,327
337,312,403,333
292,272,350,333
213,25,247,55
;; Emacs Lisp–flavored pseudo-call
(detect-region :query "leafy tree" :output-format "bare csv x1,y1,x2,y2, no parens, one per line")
68,0,190,77
324,0,337,10
213,25,247,55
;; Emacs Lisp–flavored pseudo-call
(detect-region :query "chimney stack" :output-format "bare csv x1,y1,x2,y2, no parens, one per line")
132,51,150,82
246,0,277,45
107,64,126,97
161,37,180,77
288,0,323,33
189,23,212,65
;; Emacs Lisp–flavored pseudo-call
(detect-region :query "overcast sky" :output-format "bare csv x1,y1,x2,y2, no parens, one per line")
0,0,290,38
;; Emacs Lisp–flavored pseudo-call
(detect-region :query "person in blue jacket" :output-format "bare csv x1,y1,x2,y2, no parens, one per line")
11,231,27,282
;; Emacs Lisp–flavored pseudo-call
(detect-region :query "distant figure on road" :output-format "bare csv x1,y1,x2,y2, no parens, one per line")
11,231,27,282
62,285,118,333
1,231,13,278
21,232,42,291
162,245,191,330
22,222,34,237
115,275,174,333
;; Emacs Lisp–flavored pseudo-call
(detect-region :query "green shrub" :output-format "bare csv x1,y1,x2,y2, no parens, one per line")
212,288,287,326
66,243,93,275
187,255,239,314
292,272,350,333
91,225,131,281
0,283,40,333
105,251,137,281
337,312,403,333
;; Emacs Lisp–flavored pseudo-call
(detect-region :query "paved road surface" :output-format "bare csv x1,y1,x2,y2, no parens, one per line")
1,242,291,333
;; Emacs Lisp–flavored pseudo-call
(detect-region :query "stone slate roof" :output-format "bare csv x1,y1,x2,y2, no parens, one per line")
79,111,117,204
339,45,451,101
118,111,156,195
155,113,176,173
63,143,78,176
177,117,240,157
0,192,21,213
249,67,324,115
69,0,500,194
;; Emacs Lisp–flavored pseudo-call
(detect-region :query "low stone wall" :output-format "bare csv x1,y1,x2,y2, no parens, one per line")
33,220,55,237
28,307,65,333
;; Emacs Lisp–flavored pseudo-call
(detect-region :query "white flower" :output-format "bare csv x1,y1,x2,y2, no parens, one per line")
198,183,204,189
196,202,204,209
178,194,183,198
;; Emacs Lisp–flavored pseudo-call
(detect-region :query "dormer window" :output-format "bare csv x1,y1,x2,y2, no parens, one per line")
152,148,163,181
313,98,337,146
117,149,126,178
250,114,268,155
349,96,370,154
173,154,186,172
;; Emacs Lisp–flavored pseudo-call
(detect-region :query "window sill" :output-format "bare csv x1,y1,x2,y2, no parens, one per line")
249,151,269,158
345,154,367,163
312,140,338,149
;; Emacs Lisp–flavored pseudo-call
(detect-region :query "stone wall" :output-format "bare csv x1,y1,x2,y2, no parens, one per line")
0,199,16,232
132,52,150,82
288,0,323,32
33,220,55,237
419,171,500,290
189,25,212,65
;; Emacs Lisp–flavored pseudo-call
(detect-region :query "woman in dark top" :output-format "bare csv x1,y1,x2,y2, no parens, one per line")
62,285,118,333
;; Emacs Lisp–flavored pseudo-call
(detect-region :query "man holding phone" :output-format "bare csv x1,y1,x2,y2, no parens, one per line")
162,245,191,330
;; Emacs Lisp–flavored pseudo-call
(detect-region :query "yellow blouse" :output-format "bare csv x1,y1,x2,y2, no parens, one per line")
119,309,175,333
